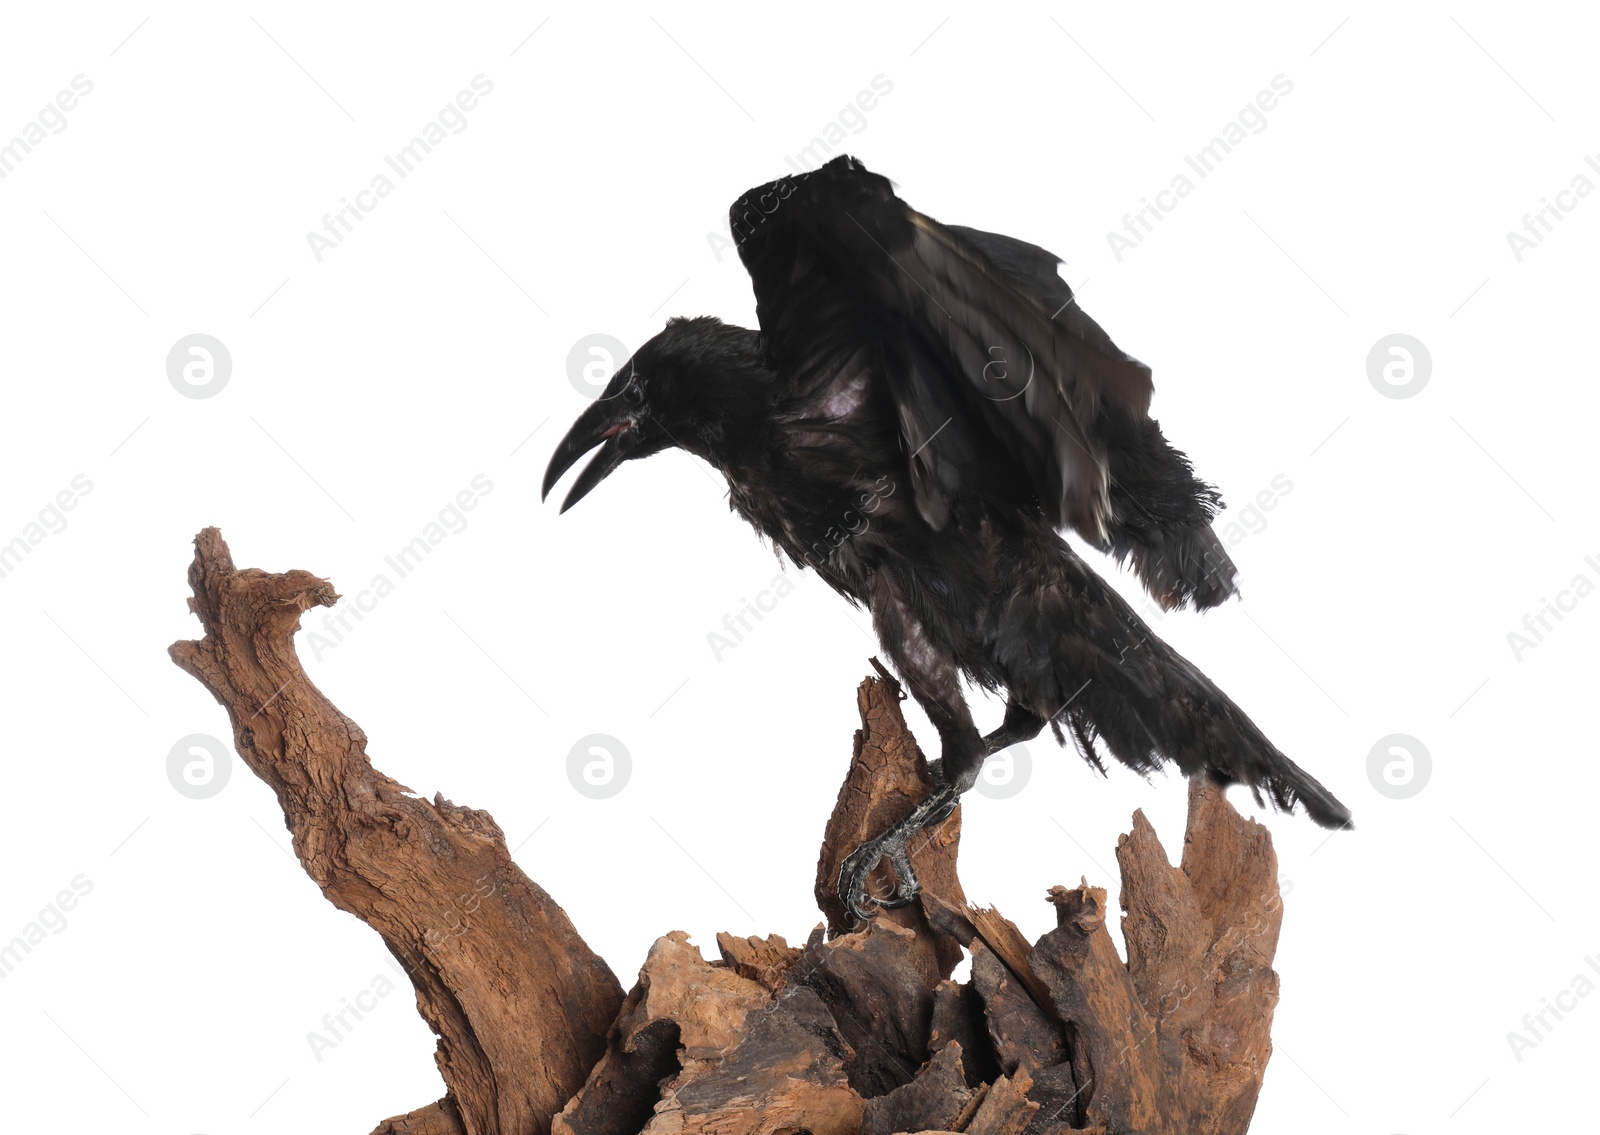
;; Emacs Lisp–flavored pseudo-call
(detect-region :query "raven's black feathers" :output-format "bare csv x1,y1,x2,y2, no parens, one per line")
733,157,1237,611
733,157,1341,827
547,154,1350,835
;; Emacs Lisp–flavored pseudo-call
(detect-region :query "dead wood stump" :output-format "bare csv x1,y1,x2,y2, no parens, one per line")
170,529,1288,1135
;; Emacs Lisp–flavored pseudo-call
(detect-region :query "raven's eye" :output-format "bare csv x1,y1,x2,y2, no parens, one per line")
626,382,644,403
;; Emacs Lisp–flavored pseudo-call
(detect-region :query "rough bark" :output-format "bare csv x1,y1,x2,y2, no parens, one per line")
171,530,1289,1135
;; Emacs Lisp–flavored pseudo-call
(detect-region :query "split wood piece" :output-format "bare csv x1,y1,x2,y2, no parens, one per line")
859,1042,976,1135
963,1069,1040,1135
556,917,956,1134
1026,776,1284,1135
786,919,942,1098
927,980,1001,1088
370,1100,467,1135
814,661,969,976
715,930,811,993
168,529,624,1135
553,931,864,1135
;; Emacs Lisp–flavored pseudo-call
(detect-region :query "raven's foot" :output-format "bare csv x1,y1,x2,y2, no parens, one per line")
837,835,918,921
836,782,961,922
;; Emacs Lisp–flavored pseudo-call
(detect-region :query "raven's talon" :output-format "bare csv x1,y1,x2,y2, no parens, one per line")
879,847,918,908
837,835,918,921
837,840,886,922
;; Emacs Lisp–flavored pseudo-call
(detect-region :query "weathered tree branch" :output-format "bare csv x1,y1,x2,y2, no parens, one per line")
171,529,1286,1134
169,528,623,1135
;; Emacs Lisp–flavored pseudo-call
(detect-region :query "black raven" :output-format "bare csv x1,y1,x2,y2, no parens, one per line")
544,155,1350,920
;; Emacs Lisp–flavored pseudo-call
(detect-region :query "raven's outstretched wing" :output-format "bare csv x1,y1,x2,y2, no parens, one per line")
731,155,1238,610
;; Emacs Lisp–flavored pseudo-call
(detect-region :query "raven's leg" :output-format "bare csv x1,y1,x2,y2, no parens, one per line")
983,700,1047,755
926,700,1045,796
838,576,984,920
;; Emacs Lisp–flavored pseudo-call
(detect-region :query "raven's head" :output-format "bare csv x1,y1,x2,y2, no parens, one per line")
542,316,767,512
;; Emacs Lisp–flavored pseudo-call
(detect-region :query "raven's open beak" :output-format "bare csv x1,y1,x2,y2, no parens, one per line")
542,397,638,513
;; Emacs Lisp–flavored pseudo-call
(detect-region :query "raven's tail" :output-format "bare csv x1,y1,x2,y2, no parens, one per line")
999,540,1351,829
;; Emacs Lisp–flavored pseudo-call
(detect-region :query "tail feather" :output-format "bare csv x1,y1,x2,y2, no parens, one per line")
1027,541,1351,830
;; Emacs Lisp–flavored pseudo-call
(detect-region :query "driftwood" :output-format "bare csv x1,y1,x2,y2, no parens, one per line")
170,529,1287,1135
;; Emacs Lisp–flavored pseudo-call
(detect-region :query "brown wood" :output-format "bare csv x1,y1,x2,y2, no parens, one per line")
814,662,970,978
715,930,808,993
171,530,1291,1134
169,529,623,1135
371,1100,467,1135
860,1042,976,1135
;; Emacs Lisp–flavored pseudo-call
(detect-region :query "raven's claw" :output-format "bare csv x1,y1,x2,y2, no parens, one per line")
837,837,891,921
835,784,961,922
882,847,918,907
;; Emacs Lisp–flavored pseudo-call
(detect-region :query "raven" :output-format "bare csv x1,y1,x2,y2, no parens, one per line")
544,156,1350,920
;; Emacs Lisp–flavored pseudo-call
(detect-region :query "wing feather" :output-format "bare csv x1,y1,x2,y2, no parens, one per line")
732,155,1238,609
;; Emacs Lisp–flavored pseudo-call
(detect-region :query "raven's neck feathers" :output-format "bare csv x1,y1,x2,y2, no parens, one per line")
663,317,779,468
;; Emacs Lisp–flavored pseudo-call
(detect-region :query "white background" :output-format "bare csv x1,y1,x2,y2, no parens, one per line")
1,3,1595,1132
